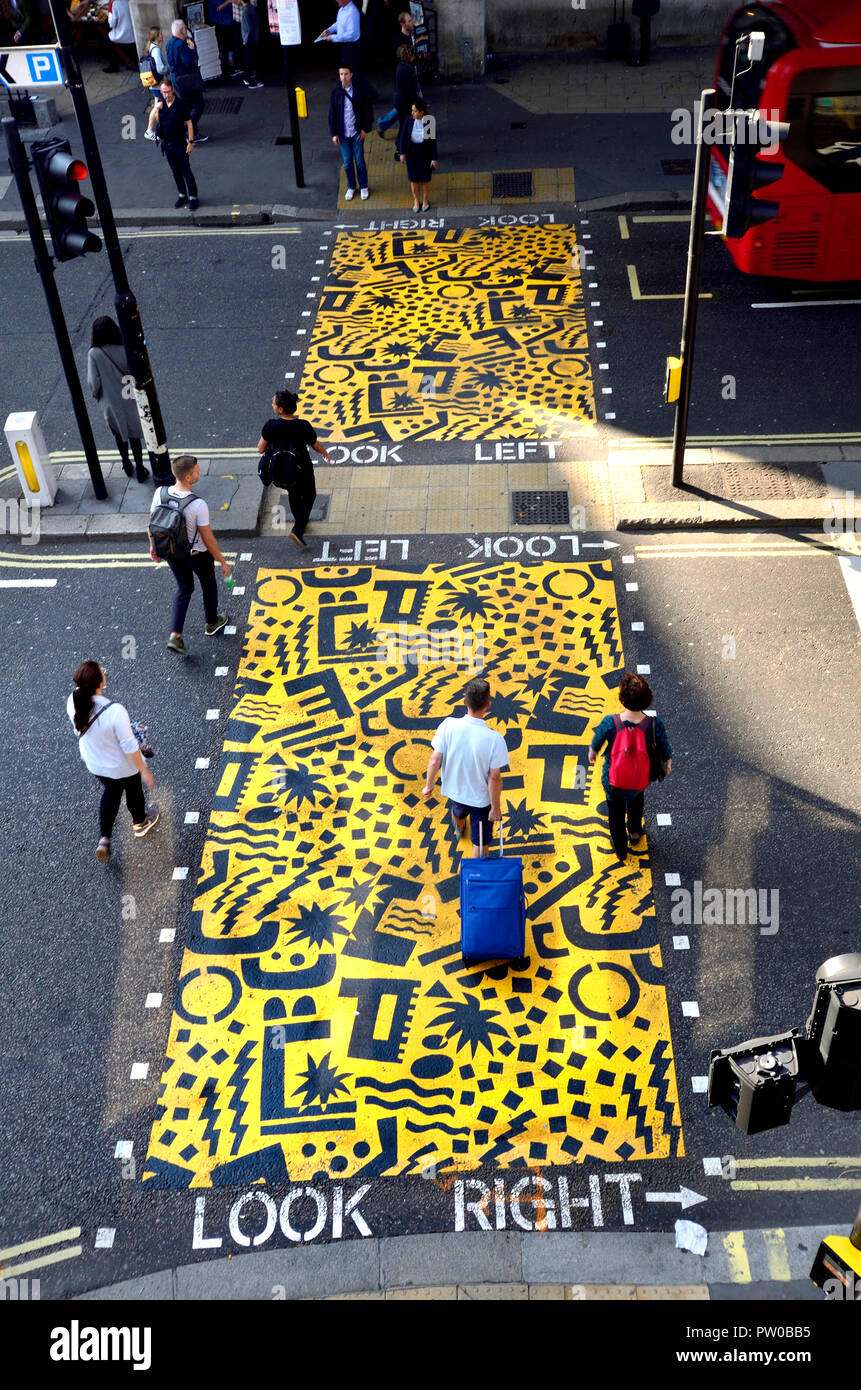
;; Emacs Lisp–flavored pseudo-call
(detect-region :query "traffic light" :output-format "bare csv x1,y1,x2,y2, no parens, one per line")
806,953,861,1111
707,1030,807,1134
31,138,102,262
722,112,789,240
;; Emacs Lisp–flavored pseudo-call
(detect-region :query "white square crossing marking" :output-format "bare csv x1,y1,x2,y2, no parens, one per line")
637,664,651,675
239,552,252,561
601,387,613,394
673,935,690,950
682,1001,700,1018
145,993,163,1009
195,757,210,769
94,1228,115,1250
622,554,635,564
232,586,246,595
225,626,237,636
605,412,616,419
184,811,200,824
160,928,175,943
594,320,603,326
656,813,672,826
665,873,681,887
599,363,609,370
130,1063,149,1081
172,867,189,880
205,710,220,721
631,622,644,631
215,666,229,676
691,1076,709,1093
626,582,638,591
114,1140,133,1159
702,1157,723,1177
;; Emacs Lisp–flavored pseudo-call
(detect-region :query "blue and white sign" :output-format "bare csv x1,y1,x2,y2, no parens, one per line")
0,47,65,89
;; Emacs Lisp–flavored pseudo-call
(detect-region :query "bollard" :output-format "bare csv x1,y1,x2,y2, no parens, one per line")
4,412,58,506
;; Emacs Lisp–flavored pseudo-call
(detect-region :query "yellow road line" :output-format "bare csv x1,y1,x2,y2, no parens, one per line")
631,215,692,223
627,264,711,302
609,432,861,446
0,1246,83,1279
762,1229,793,1281
618,215,629,240
635,549,846,560
735,1156,861,1168
723,1231,752,1283
0,227,301,244
0,1225,81,1262
732,1178,861,1192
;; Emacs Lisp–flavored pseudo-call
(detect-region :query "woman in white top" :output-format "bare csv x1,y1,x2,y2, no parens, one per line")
67,660,159,862
102,0,138,72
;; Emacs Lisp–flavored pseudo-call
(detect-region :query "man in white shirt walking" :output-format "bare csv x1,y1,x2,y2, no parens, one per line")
422,678,508,858
324,0,361,69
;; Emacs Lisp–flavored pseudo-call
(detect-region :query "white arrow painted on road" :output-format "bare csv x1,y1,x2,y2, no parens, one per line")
582,540,620,550
645,1187,707,1209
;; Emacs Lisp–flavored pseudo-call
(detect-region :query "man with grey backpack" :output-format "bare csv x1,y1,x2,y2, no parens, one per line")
148,454,231,654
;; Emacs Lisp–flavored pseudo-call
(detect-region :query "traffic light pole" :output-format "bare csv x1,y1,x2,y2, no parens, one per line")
47,0,173,485
282,46,305,188
3,117,108,500
671,88,716,489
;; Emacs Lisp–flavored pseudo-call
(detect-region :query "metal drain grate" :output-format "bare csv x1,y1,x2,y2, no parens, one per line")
493,171,533,198
511,490,570,525
661,158,695,175
206,96,244,116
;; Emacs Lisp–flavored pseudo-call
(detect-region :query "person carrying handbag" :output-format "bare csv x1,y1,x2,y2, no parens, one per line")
588,671,672,865
67,660,159,862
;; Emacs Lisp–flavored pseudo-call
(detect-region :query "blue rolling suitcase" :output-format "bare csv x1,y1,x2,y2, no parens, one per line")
460,820,526,964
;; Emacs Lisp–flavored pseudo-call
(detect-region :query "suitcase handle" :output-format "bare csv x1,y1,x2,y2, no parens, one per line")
478,815,504,856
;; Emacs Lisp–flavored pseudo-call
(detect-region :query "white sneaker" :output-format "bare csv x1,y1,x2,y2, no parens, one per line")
344,188,355,200
144,129,157,141
360,187,369,200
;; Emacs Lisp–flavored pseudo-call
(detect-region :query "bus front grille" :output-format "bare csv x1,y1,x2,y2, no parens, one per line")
771,230,821,273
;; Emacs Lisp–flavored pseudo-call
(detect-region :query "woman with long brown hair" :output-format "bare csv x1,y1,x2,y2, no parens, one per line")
67,660,159,862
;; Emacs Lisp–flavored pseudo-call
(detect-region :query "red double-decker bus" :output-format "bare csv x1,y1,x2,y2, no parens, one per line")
707,1,861,281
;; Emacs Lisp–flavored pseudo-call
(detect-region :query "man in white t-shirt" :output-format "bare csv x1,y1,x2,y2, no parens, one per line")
422,678,508,858
148,453,231,655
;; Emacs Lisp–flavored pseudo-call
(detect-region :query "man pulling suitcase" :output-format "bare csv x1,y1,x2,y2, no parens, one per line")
421,677,508,857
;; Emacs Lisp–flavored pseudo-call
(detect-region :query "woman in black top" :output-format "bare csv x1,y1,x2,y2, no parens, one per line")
257,390,332,549
397,97,438,212
377,44,421,145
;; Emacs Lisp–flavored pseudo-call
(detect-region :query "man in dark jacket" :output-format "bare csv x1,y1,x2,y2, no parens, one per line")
328,65,375,200
166,20,208,142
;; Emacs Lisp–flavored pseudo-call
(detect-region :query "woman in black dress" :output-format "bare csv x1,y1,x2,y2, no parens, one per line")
397,97,438,212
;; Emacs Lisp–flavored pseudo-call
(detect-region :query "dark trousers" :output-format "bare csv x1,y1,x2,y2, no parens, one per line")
176,83,205,136
164,144,198,199
638,15,652,63
167,550,218,631
340,40,361,69
109,428,143,470
216,21,242,71
286,480,316,541
243,39,258,79
97,773,145,837
607,792,644,860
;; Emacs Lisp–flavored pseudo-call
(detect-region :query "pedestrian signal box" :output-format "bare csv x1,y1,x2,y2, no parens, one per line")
664,356,682,404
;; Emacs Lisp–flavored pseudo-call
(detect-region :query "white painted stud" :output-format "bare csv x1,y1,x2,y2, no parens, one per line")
673,935,690,950
682,1001,700,1018
601,387,613,394
637,664,651,675
316,259,324,264
195,757,210,769
311,275,320,281
590,301,600,306
631,621,644,631
184,811,200,824
297,329,307,335
284,373,296,379
94,1228,116,1250
114,1140,133,1159
205,710,219,721
306,292,316,298
626,582,638,591
622,554,635,564
596,341,606,347
599,363,609,370
172,867,189,880
159,928,175,943
691,1076,709,1093
291,350,301,356
604,413,616,419
232,586,246,595
130,1062,149,1081
656,813,672,826
302,311,311,316
582,234,591,239
702,1157,723,1176
594,320,603,326
215,666,228,676
145,993,163,1009
225,626,237,636
665,872,681,887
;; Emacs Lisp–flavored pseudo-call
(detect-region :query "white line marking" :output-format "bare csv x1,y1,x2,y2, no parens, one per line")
184,811,200,824
599,363,609,370
665,872,681,887
130,1063,149,1080
605,412,616,419
94,1228,115,1250
195,757,210,768
622,554,635,564
691,1076,709,1093
673,935,690,950
682,1001,700,1018
291,350,301,356
656,812,672,826
626,582,638,591
115,1140,133,1159
601,387,613,394
594,319,603,325
631,621,644,631
590,301,601,306
751,298,861,309
232,585,246,595
225,626,237,635
215,666,228,676
173,867,188,880
297,329,307,335
702,1157,723,1176
145,993,162,1009
239,552,252,561
160,928,175,943
205,710,220,721
0,578,58,588
596,341,606,347
636,664,651,674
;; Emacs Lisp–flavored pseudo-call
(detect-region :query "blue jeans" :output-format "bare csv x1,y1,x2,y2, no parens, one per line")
339,134,368,190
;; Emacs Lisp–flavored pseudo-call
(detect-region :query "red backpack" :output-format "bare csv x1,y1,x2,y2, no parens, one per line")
608,715,652,791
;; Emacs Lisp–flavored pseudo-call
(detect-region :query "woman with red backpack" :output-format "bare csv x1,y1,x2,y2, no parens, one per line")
589,672,672,865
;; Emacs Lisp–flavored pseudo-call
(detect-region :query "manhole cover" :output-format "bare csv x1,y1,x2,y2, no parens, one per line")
661,159,695,175
493,171,533,198
511,490,570,525
206,97,244,116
